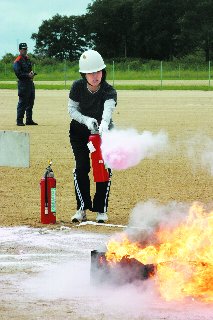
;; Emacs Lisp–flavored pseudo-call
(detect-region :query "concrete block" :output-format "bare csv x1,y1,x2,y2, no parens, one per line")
0,130,30,168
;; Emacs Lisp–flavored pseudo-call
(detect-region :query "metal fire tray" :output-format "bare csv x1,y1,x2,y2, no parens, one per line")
91,250,155,285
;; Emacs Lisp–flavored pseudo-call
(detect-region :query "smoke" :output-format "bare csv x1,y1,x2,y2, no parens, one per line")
23,261,90,299
21,257,175,319
186,133,213,175
2,227,211,319
11,226,211,320
127,200,189,241
101,128,169,170
22,258,161,318
129,200,188,230
22,256,212,320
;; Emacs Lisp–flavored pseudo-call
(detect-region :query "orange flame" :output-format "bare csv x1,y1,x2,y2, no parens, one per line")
106,202,213,302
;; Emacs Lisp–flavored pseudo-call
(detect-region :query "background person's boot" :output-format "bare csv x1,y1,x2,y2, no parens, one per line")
26,120,38,125
17,119,25,126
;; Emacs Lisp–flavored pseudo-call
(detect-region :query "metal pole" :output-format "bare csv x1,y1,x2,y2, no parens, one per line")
112,61,115,87
208,60,211,88
160,61,163,88
64,59,67,89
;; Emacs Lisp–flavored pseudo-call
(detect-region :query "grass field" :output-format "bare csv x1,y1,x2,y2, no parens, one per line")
0,79,213,90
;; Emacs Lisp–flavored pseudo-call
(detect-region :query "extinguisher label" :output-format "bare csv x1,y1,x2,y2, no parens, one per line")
87,141,96,153
51,188,56,212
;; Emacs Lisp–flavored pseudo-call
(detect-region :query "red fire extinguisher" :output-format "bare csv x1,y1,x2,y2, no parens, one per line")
40,161,56,224
88,129,109,182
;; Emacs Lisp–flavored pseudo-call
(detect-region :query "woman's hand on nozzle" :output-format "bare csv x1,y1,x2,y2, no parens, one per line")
99,120,109,135
85,117,98,131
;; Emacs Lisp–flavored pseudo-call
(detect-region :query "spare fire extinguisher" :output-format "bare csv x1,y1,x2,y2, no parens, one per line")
87,128,109,182
40,161,56,224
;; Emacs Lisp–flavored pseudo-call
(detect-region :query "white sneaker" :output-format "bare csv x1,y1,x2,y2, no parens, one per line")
71,210,87,223
96,212,108,223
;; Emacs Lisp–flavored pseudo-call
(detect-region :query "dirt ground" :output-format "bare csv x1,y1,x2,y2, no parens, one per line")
0,88,213,319
0,89,213,231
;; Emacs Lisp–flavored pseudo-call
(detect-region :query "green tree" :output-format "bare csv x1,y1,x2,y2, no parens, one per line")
86,0,135,58
179,0,213,61
133,0,186,60
31,14,92,60
1,53,16,63
29,0,213,62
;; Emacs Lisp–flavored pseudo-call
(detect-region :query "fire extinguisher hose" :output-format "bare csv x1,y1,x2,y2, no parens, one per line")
44,170,48,209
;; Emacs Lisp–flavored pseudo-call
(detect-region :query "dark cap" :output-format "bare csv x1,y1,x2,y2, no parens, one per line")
19,43,28,50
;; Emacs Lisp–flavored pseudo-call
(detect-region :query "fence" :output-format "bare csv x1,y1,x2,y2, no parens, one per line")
109,61,212,88
0,60,212,89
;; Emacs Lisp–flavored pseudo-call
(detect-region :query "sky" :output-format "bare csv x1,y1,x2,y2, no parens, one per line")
0,0,92,59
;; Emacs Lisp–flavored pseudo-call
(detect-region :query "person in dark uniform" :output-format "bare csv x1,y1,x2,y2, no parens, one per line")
68,49,117,223
13,42,38,126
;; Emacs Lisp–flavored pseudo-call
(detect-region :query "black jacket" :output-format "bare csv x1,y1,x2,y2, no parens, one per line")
69,79,117,124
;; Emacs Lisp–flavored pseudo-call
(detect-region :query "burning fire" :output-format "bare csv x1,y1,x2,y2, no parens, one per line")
106,202,213,302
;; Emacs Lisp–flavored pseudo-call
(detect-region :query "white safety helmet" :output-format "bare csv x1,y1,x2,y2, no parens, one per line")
79,49,106,73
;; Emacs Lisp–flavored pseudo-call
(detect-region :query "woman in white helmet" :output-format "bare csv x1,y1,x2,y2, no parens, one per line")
68,49,117,223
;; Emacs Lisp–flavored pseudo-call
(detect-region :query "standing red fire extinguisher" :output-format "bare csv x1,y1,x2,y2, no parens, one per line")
88,129,109,182
40,161,56,224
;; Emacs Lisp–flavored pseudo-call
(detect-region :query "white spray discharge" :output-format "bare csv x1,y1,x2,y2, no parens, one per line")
186,133,213,175
127,200,190,241
101,128,169,170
